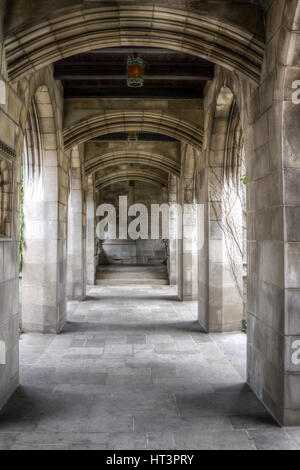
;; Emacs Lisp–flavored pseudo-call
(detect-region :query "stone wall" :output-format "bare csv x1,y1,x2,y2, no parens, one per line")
0,0,21,410
64,98,203,131
246,0,300,426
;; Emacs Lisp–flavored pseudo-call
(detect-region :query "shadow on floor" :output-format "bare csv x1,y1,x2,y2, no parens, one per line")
0,380,278,435
62,320,207,335
84,294,181,302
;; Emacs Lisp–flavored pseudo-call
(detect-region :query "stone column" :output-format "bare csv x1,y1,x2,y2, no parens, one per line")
178,144,198,301
199,87,243,332
22,86,67,334
168,174,178,285
86,174,97,285
67,146,86,300
245,0,300,427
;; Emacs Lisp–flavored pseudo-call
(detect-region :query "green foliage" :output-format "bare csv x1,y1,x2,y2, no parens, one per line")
240,174,246,185
242,318,247,333
19,167,24,273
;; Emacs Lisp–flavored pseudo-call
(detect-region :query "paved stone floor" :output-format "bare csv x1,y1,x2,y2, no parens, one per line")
0,285,300,450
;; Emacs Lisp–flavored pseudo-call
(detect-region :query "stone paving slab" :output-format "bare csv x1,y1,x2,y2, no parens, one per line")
0,285,299,450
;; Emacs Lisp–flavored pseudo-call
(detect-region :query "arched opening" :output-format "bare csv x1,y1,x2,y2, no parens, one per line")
64,111,203,299
82,129,184,291
225,99,247,329
177,143,200,302
95,179,170,287
199,86,246,334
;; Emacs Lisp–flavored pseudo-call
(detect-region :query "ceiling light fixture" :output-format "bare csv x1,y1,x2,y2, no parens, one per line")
128,131,139,141
127,55,145,87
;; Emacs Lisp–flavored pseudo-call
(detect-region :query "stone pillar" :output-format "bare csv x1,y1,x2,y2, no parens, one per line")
86,174,97,285
168,174,178,285
199,87,243,332
22,86,67,334
127,181,137,264
245,0,300,426
178,144,198,301
67,146,86,300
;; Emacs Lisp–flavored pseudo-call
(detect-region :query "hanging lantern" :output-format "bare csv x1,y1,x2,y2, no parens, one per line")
127,56,144,88
128,131,138,141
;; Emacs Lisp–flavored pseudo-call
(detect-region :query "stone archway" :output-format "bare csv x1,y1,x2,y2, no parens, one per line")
85,151,180,178
96,171,168,192
63,111,203,152
4,5,264,83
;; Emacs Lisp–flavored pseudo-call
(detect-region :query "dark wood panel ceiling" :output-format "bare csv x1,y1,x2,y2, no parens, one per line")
54,47,214,100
